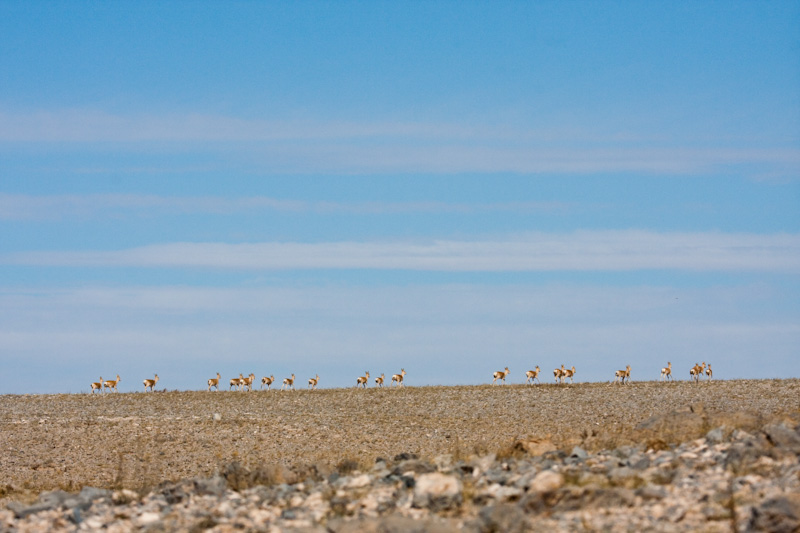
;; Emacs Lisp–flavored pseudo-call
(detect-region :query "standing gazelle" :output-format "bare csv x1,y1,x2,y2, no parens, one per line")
705,363,713,381
282,374,295,391
375,373,385,387
261,375,275,390
525,366,541,384
356,371,370,389
91,377,103,394
554,364,566,384
242,373,256,391
104,374,121,393
143,374,159,392
492,367,510,385
391,369,406,387
208,372,221,391
308,374,319,390
563,365,576,384
614,365,631,385
660,362,673,381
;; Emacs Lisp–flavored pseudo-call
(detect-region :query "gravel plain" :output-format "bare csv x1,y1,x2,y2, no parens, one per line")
1,379,799,531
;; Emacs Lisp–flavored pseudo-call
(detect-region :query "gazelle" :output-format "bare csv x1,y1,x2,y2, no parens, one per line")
282,374,295,391
230,373,244,391
308,374,319,390
103,374,121,392
242,373,256,391
525,366,541,384
660,362,673,381
356,371,370,389
492,367,510,385
563,365,576,384
690,362,706,383
261,375,275,390
554,364,566,384
91,377,103,394
614,365,631,385
375,373,385,387
391,369,406,387
208,372,221,391
705,363,713,381
143,374,159,392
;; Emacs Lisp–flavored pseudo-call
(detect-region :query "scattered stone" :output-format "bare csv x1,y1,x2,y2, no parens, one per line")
412,473,462,511
526,470,564,494
4,418,799,532
748,494,800,533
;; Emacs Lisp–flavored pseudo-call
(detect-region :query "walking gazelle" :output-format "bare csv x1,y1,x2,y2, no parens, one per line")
230,373,244,391
356,371,370,389
375,373,385,387
143,374,159,392
690,362,706,383
391,369,406,387
563,365,576,384
261,375,275,390
660,362,672,381
208,372,221,391
554,364,565,384
614,365,631,385
91,377,103,394
282,374,296,391
308,374,319,390
525,366,541,384
492,367,510,385
103,374,121,393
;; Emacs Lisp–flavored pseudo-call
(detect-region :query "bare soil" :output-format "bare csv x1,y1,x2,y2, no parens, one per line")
2,379,798,503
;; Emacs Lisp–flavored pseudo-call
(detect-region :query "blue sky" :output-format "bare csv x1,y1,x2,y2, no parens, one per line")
1,1,798,393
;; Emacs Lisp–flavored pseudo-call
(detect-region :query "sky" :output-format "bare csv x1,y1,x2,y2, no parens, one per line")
0,1,798,394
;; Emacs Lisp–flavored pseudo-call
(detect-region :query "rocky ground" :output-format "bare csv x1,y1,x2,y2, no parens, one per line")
1,379,799,531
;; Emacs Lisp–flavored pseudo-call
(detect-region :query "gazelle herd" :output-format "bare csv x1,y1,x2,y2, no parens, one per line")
89,361,718,394
498,361,716,387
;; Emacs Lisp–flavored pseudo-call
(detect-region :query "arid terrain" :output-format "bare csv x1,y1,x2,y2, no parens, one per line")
2,379,798,501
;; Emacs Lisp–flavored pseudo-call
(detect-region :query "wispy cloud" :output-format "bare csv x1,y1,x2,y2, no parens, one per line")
3,231,799,272
0,193,568,220
2,109,797,176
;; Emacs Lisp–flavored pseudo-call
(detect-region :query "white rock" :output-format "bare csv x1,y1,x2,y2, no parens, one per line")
413,473,463,508
346,474,372,489
527,470,565,493
136,512,161,526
